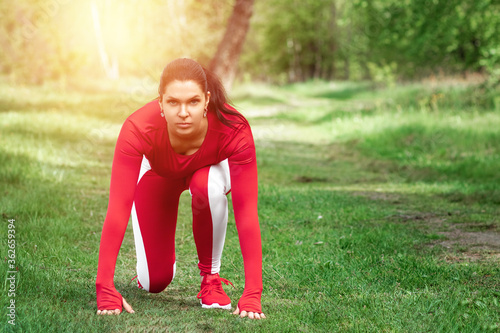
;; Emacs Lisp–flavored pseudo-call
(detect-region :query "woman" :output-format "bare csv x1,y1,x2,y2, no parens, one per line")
95,58,265,320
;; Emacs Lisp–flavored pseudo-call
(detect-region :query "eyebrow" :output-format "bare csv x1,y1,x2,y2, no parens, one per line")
165,95,201,101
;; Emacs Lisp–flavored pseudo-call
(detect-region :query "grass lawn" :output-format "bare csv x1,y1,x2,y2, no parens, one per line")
1,78,499,332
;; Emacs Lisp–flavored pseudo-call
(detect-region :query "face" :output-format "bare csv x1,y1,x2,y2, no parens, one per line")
160,80,210,139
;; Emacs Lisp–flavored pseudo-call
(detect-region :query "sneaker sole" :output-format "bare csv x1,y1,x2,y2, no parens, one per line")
200,300,231,310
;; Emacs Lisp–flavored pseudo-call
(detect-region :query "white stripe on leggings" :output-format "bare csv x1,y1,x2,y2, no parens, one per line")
207,159,231,274
131,156,152,291
131,202,149,291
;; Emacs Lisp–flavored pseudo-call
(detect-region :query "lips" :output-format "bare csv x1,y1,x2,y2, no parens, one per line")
176,123,191,128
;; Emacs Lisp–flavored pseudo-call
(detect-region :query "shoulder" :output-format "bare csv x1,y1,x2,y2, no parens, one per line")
123,100,163,134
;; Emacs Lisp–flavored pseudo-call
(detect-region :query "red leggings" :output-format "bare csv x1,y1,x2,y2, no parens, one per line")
131,157,230,293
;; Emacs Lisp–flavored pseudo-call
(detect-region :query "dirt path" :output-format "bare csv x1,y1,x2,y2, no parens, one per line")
353,191,500,262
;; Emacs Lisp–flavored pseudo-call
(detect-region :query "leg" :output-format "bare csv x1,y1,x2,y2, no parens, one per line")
189,159,231,275
190,159,233,309
132,156,186,293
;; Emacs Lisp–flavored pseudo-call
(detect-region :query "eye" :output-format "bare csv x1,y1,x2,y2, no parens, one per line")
190,99,200,105
167,100,178,106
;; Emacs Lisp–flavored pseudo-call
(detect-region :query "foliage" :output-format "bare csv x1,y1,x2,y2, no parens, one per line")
0,0,234,84
241,0,500,82
1,0,499,85
0,0,78,84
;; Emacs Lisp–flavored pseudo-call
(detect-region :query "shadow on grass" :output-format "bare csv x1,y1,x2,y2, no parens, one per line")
311,107,377,125
257,138,500,205
313,85,372,100
357,123,500,187
0,149,33,185
270,107,379,126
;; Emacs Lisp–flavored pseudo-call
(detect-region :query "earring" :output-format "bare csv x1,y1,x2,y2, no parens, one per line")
203,108,207,117
159,101,164,117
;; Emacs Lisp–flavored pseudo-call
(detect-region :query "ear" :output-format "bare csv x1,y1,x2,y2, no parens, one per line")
205,91,211,109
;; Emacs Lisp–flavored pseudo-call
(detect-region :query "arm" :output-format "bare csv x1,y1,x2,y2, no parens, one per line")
228,125,263,314
96,120,143,311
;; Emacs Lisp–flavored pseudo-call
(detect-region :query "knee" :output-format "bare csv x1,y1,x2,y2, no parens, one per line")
190,164,229,199
190,183,227,218
189,173,209,199
148,280,171,293
190,176,209,216
190,176,226,199
147,271,175,293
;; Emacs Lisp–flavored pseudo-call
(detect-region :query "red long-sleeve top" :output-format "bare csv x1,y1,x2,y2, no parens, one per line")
96,100,263,313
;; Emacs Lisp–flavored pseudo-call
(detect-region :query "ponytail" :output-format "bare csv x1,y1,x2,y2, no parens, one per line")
203,67,246,129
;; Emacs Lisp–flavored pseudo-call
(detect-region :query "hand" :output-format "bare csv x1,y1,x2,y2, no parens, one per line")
96,297,135,315
232,306,266,320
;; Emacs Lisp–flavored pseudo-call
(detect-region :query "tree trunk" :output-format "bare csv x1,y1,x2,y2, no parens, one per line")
209,0,255,92
344,20,351,80
328,1,338,80
91,1,119,79
314,40,322,80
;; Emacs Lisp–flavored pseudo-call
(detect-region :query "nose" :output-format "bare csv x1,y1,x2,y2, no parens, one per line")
178,104,188,118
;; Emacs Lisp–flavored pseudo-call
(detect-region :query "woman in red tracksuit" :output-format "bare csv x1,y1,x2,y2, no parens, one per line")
95,58,265,319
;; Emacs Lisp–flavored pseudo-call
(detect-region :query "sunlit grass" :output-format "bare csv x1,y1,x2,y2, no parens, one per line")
1,79,499,332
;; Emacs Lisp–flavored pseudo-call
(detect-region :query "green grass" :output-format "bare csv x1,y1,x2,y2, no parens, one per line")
1,79,499,332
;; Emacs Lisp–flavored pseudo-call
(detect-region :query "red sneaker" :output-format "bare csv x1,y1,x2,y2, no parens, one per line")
197,273,234,310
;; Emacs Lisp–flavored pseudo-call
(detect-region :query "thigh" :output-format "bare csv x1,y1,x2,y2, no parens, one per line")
189,159,231,219
132,166,186,292
189,159,230,274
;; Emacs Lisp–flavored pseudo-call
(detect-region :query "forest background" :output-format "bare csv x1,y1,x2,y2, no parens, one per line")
1,0,500,332
1,0,499,87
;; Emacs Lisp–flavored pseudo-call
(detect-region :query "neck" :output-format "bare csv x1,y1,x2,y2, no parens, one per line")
168,118,208,155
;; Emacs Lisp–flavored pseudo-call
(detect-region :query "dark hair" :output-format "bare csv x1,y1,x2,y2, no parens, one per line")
158,58,245,128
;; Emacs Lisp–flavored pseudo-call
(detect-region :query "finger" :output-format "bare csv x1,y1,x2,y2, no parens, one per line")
97,308,122,315
248,312,255,319
232,306,240,315
254,313,261,320
260,313,266,319
240,310,248,318
122,297,135,314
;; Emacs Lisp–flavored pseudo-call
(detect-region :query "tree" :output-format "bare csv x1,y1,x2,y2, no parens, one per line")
209,0,255,91
239,0,343,83
90,1,119,79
